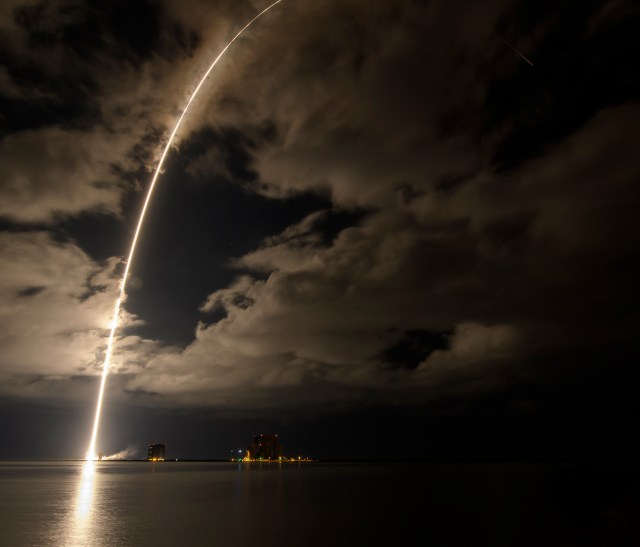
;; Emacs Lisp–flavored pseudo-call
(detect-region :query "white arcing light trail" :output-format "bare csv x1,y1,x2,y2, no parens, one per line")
85,0,284,461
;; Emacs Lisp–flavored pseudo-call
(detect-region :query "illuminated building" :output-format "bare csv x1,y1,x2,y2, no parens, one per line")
147,443,166,461
245,434,282,461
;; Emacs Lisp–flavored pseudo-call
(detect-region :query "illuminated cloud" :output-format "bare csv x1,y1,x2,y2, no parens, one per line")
0,232,147,396
0,129,130,223
122,100,639,410
0,0,637,425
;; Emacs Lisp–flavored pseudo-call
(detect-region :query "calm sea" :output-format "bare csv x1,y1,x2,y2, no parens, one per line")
0,461,637,546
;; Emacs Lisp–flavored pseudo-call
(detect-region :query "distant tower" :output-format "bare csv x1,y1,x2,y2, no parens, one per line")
246,434,282,460
147,443,166,461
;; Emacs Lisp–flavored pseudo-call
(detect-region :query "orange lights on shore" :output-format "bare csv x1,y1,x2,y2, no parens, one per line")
237,456,314,463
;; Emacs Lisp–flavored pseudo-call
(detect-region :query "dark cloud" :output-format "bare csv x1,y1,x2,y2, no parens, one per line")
487,0,639,170
382,330,452,371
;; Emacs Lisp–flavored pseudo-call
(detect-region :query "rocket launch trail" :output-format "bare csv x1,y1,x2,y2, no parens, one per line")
85,0,285,461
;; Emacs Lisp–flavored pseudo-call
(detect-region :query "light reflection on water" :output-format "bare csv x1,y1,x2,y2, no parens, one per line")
0,461,618,546
58,460,140,546
65,460,97,546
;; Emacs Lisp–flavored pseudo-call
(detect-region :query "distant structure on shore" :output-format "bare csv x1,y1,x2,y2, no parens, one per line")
231,434,313,462
245,434,282,461
147,443,165,461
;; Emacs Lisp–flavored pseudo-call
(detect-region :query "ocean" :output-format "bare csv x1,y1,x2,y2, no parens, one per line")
0,460,637,546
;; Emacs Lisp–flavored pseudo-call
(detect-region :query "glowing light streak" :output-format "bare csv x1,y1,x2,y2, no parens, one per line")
480,21,535,67
85,0,285,461
494,33,534,67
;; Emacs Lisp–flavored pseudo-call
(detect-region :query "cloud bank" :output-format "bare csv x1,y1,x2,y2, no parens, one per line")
0,0,637,417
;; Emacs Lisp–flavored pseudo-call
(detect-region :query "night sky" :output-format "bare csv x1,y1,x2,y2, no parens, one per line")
0,0,638,460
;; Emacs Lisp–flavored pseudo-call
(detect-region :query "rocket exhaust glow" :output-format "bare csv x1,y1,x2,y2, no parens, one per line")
84,0,285,461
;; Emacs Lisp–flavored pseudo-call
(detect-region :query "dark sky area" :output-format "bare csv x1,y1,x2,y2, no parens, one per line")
0,0,638,460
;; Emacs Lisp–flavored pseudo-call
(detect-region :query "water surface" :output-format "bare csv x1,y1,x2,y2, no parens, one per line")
0,461,637,546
